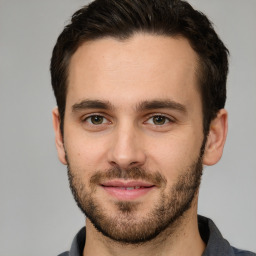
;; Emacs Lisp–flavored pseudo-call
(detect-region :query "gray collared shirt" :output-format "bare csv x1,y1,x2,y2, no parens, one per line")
58,215,256,256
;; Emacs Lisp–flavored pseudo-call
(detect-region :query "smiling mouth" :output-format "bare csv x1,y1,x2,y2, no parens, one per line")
102,186,151,190
100,180,155,200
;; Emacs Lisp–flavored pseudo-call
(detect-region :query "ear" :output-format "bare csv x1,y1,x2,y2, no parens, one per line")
52,107,67,165
203,109,228,166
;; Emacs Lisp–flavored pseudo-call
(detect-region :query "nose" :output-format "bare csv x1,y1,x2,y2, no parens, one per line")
107,123,146,169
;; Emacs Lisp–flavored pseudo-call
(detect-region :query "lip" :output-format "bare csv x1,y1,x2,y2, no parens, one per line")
100,180,155,201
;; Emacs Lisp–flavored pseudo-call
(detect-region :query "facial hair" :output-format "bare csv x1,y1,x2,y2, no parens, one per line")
66,141,205,244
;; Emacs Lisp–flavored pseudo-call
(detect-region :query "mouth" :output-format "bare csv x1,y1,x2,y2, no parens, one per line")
100,180,156,200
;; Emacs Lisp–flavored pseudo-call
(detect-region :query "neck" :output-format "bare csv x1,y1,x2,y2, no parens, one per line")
83,199,205,256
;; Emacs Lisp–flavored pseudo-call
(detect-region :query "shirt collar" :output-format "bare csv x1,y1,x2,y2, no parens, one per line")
69,227,85,256
198,215,234,256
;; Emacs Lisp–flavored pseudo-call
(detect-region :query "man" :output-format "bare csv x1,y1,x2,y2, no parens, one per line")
50,0,256,255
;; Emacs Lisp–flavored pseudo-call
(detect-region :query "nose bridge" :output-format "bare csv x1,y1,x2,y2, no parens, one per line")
108,120,146,168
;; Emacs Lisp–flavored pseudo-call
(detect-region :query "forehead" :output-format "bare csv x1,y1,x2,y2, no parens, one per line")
67,33,201,110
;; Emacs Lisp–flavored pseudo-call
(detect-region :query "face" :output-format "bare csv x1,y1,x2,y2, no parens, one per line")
55,34,208,243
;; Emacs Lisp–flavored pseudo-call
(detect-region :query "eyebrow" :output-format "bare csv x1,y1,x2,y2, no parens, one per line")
72,99,114,112
72,99,187,113
136,100,187,113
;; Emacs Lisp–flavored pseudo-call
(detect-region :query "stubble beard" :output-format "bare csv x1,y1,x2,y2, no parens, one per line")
66,146,204,245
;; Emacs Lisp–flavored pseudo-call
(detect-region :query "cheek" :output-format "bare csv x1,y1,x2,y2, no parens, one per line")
146,133,202,178
64,131,109,169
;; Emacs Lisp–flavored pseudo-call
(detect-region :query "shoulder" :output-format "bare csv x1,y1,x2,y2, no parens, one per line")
232,247,256,256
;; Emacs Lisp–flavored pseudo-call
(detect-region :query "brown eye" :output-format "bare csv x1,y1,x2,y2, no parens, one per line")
86,115,106,125
152,115,168,125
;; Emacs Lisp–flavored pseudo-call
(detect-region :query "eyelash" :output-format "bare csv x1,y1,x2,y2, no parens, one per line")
82,114,110,125
145,114,174,126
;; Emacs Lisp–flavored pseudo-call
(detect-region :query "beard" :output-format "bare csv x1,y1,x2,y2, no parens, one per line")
66,143,205,244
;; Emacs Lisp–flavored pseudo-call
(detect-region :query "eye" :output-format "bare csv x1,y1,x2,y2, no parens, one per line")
146,115,171,125
84,115,108,125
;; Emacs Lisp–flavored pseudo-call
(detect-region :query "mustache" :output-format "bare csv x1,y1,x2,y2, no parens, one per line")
89,166,167,187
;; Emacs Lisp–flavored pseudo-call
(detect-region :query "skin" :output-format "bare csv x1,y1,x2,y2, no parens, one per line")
53,33,228,256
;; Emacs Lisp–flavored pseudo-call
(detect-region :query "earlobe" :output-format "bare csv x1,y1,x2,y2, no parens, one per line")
203,109,228,166
52,107,67,165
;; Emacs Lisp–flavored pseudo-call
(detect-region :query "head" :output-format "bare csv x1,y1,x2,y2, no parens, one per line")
51,0,229,244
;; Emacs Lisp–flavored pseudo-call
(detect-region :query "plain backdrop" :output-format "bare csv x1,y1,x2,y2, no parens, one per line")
0,0,255,255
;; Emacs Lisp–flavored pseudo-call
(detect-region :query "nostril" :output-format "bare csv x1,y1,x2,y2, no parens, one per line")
109,160,141,171
110,161,118,167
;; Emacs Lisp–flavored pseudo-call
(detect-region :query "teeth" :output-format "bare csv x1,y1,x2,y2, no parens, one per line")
119,186,141,190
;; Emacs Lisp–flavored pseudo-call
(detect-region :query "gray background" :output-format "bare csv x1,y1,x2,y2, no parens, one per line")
0,0,255,255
